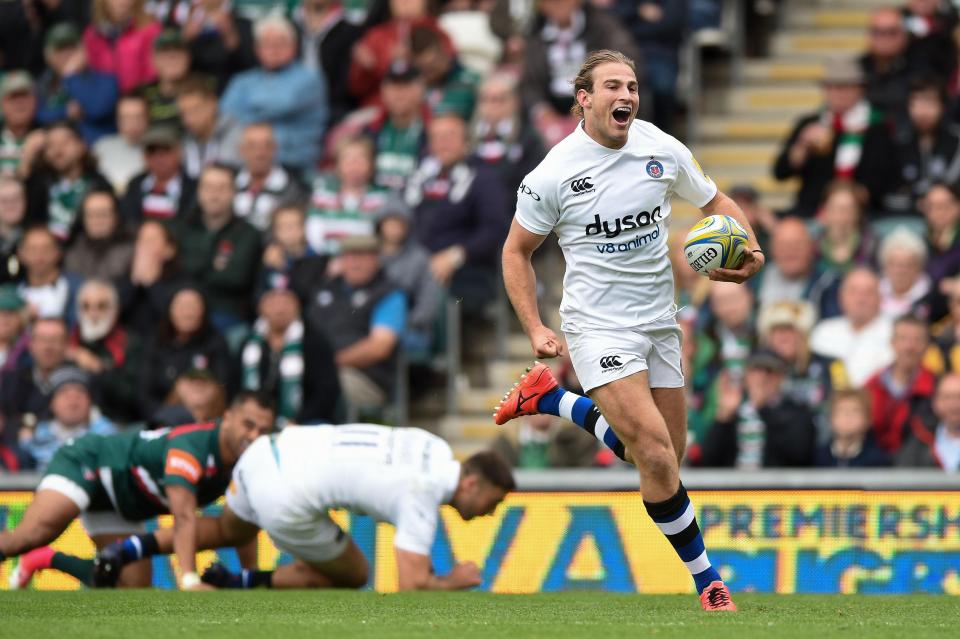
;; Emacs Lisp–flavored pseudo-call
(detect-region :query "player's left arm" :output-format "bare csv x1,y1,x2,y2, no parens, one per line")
700,190,765,284
166,484,210,590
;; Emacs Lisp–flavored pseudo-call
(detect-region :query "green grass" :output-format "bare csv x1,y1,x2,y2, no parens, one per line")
0,591,955,639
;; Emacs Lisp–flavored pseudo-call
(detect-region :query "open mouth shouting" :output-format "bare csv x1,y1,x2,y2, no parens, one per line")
611,104,633,127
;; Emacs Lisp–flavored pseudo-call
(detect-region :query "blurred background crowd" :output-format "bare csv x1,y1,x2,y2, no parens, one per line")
0,0,957,476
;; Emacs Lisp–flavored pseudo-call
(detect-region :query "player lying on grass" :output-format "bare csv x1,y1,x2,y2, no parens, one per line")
2,391,276,589
35,425,514,591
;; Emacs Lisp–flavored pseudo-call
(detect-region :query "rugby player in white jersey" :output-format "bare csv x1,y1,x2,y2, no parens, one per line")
86,425,514,591
496,50,764,611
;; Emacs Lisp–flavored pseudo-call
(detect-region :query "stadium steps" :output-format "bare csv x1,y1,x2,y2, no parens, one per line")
771,30,866,57
742,60,824,84
726,85,823,113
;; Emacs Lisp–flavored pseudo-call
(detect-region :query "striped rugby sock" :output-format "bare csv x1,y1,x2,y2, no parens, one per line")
644,482,721,594
537,388,627,461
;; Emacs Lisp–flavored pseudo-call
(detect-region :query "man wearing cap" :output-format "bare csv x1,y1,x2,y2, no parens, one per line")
240,287,341,426
0,71,38,178
0,284,27,372
699,349,817,468
172,163,262,330
773,55,897,218
306,234,407,412
35,23,119,145
220,15,328,172
19,366,117,473
120,125,198,224
143,29,193,128
365,60,430,192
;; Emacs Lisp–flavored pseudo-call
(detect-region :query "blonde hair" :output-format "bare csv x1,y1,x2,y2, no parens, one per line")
93,0,151,28
570,49,637,120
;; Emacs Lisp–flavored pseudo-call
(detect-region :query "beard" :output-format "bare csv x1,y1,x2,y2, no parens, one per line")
79,314,116,343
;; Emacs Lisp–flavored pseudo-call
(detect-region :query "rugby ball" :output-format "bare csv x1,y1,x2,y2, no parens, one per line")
683,215,748,274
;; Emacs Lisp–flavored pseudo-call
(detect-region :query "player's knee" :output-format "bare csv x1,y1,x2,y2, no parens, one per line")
632,436,677,477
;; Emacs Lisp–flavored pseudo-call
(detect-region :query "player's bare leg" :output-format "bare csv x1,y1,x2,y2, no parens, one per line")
651,386,688,464
589,371,736,611
270,540,369,589
0,490,78,557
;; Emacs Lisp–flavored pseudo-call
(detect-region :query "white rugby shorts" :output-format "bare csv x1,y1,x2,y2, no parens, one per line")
226,436,349,564
565,318,684,393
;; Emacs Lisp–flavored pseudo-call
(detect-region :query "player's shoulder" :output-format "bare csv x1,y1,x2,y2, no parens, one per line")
165,422,218,448
628,119,688,154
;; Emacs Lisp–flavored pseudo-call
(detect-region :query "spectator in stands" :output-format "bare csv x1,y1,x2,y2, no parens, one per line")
139,285,231,418
183,0,257,85
306,234,406,413
148,368,227,428
896,371,960,470
19,365,117,472
83,0,163,94
757,217,839,318
813,181,876,277
810,267,895,388
612,0,685,133
860,7,913,125
902,0,958,82
142,29,192,128
367,61,429,192
470,71,545,213
864,314,936,455
172,163,262,330
0,317,70,431
0,285,27,371
700,349,817,468
36,24,120,146
377,198,440,354
68,279,142,422
410,25,480,119
0,71,38,178
757,300,840,430
406,111,508,313
492,412,600,469
260,205,328,301
177,74,243,179
240,287,341,426
687,281,755,448
296,0,363,124
64,190,135,281
815,389,890,467
0,178,26,284
773,57,896,218
221,15,328,173
522,0,641,147
728,185,777,252
118,220,186,335
348,0,453,105
307,135,388,254
878,228,931,318
890,77,960,214
234,123,306,232
92,94,148,195
120,125,197,224
927,288,960,375
22,122,111,241
16,226,80,322
921,182,960,322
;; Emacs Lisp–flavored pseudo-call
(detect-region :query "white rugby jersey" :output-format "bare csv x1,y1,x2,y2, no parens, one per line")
515,120,717,332
271,425,460,555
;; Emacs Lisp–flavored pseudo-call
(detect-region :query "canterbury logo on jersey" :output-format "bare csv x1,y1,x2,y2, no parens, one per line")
599,356,623,369
570,177,594,194
585,206,664,239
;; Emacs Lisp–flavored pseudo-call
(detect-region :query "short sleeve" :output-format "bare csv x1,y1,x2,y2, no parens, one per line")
669,137,718,208
514,172,559,236
163,447,203,493
371,290,407,335
394,489,441,556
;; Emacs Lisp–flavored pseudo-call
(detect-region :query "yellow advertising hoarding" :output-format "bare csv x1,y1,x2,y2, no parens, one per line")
2,490,958,593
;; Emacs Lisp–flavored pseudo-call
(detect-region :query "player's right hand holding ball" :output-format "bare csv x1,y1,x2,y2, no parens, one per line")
529,325,564,359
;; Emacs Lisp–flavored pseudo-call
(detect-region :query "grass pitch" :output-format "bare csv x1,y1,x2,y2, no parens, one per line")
0,591,954,639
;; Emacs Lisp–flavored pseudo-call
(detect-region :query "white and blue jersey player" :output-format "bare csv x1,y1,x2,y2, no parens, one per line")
497,49,765,611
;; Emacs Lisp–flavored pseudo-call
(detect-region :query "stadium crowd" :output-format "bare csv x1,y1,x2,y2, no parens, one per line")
0,0,957,476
